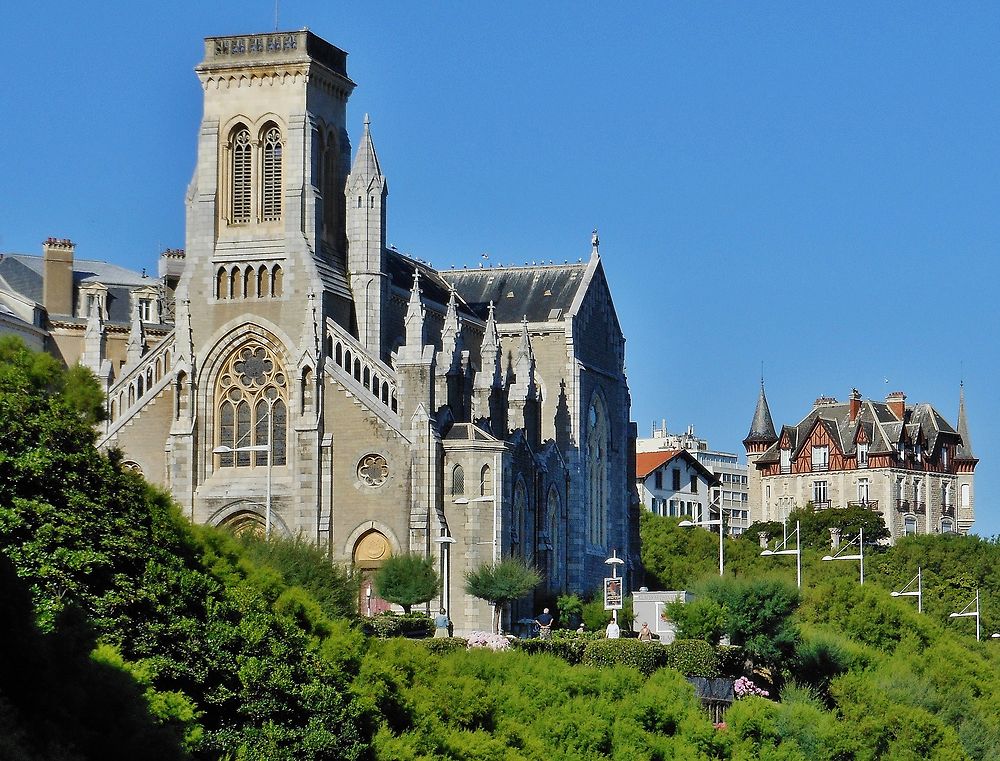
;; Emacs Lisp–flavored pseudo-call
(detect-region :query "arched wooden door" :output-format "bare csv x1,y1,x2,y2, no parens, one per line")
354,529,393,616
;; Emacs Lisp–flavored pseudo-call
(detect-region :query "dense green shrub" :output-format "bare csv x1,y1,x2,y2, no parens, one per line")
365,611,434,639
420,637,468,655
582,594,635,632
715,645,744,678
663,639,720,677
238,534,359,621
581,639,669,676
512,638,589,665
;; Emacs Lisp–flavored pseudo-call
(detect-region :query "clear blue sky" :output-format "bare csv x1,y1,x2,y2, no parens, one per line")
3,2,998,535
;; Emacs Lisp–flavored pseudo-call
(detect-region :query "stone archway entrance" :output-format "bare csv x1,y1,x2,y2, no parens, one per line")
354,529,393,617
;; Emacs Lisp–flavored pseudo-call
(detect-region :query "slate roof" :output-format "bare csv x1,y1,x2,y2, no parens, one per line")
385,250,480,321
754,393,964,466
744,383,778,446
0,253,153,322
442,263,589,324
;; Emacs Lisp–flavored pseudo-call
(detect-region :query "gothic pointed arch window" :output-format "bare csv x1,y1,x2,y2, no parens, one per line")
587,394,609,546
512,479,527,549
216,343,288,468
230,125,252,224
545,486,560,582
261,124,283,222
452,465,465,497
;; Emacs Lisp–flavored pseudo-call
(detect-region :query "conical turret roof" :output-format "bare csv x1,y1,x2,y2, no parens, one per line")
956,383,976,460
744,381,778,447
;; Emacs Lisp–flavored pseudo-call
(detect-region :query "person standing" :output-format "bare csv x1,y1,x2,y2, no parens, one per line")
434,607,451,638
535,607,554,640
638,622,653,641
605,618,621,639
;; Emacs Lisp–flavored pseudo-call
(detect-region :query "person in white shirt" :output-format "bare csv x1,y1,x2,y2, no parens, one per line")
605,618,621,639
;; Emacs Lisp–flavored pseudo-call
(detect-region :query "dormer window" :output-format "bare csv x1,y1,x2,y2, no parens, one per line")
780,447,791,473
857,443,868,467
811,446,829,471
942,447,948,469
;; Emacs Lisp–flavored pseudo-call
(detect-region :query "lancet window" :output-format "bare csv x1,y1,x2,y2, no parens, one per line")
587,395,609,545
216,343,287,468
261,125,283,222
230,127,252,224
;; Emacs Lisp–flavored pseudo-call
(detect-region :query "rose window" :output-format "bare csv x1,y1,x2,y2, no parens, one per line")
358,454,389,487
216,342,288,468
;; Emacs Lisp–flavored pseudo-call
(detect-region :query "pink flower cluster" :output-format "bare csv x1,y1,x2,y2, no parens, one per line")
466,631,511,651
734,676,770,699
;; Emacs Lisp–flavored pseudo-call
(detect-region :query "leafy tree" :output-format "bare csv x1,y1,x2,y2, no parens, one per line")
373,552,439,614
789,504,890,550
464,557,540,634
582,592,635,633
556,592,584,628
238,533,360,620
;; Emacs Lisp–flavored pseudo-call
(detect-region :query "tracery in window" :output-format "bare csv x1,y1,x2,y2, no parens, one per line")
231,127,252,224
587,395,609,545
452,465,465,496
358,454,388,487
261,125,283,222
216,343,287,468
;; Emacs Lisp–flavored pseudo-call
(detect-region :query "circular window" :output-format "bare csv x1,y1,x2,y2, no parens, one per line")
358,454,389,487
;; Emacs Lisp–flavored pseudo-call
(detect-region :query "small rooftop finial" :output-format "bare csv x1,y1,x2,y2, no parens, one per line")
364,112,370,127
591,229,600,255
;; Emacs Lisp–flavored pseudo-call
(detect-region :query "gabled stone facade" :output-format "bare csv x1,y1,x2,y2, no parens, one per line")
93,29,638,633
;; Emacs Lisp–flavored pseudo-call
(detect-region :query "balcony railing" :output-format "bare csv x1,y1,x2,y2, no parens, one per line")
780,465,792,474
896,500,926,515
942,505,955,518
811,463,830,472
847,500,879,511
812,501,832,510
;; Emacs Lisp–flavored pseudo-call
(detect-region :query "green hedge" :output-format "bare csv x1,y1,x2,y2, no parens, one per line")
663,639,720,678
365,612,435,639
512,638,589,664
582,640,669,676
420,637,468,655
716,644,744,678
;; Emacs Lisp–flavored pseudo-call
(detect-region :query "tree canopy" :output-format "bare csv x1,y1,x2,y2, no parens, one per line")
373,552,439,614
464,557,540,634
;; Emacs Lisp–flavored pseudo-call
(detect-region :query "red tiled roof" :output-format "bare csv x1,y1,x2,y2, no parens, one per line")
635,450,682,479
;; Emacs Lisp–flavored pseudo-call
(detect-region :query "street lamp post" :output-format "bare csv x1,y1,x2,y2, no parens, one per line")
890,567,922,613
822,527,864,584
213,443,272,538
949,589,981,642
605,550,625,624
434,534,456,616
760,520,801,589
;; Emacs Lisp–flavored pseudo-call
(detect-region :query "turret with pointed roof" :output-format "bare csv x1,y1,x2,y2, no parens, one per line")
956,383,978,469
346,114,388,355
743,381,778,452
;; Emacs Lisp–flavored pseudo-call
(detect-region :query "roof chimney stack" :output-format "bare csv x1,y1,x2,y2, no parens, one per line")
886,391,906,420
849,388,862,422
42,238,75,316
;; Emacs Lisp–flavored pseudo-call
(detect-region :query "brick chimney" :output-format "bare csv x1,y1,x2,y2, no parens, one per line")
849,388,862,422
886,391,906,420
42,238,75,316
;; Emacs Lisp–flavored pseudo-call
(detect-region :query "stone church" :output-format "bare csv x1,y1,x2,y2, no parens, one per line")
73,29,639,633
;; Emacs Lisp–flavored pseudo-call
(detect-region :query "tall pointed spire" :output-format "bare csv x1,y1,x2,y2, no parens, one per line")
956,382,976,461
475,300,501,391
440,284,461,366
346,114,388,356
403,269,425,349
351,112,383,180
126,301,147,366
743,379,778,450
510,316,537,401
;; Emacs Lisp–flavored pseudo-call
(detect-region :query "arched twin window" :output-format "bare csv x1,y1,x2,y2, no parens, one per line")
216,343,288,468
228,122,283,225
